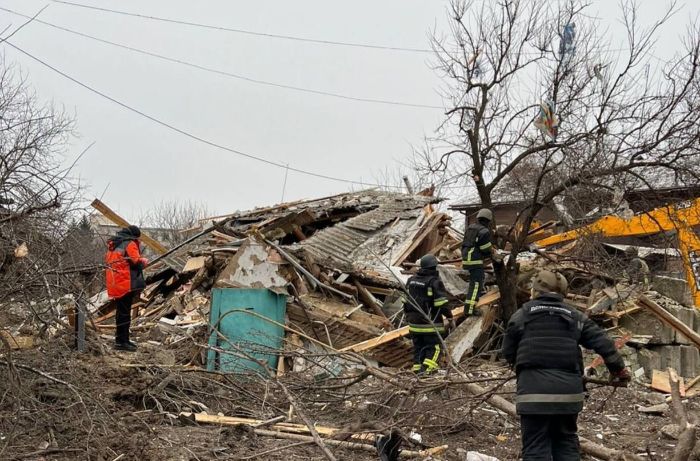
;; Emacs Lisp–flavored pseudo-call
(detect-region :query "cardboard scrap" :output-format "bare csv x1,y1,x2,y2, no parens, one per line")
0,330,35,350
651,369,686,396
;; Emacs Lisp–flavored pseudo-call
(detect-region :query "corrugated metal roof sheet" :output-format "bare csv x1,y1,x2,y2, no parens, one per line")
294,194,435,271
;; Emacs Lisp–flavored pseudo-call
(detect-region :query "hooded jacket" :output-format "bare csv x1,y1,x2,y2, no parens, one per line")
105,228,146,299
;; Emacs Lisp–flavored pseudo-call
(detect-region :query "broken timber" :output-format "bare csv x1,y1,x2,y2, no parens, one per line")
91,198,168,255
180,412,447,459
446,300,498,362
638,295,700,349
342,290,500,353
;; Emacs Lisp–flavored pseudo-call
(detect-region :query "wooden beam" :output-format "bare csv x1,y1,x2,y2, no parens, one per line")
91,198,169,255
638,295,700,349
342,289,500,353
392,213,445,266
354,281,393,329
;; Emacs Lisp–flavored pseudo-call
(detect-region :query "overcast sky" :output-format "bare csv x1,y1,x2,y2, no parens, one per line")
1,0,698,221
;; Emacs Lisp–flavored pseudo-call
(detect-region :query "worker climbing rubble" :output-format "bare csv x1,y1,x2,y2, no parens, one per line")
502,269,631,460
402,254,455,374
105,225,148,352
461,208,497,316
624,246,650,290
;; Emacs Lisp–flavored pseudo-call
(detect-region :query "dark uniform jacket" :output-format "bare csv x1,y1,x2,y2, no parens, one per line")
403,268,452,334
501,293,625,415
461,222,492,268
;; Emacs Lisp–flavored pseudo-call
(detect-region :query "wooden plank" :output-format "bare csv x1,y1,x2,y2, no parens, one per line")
392,212,445,266
638,295,700,349
184,412,374,442
182,256,207,273
343,289,500,353
94,308,117,324
446,304,496,362
364,286,395,296
91,198,168,255
354,281,392,329
651,369,686,396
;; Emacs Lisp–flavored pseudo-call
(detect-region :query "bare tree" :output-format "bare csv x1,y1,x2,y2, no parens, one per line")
424,0,700,318
139,199,210,245
0,55,92,307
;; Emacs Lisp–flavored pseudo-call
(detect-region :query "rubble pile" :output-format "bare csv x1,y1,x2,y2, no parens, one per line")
3,189,700,459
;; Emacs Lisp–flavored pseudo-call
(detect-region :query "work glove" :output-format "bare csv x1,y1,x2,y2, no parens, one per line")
609,368,631,387
139,258,149,268
444,318,457,333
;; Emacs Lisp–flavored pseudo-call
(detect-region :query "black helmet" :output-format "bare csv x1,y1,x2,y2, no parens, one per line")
419,254,439,269
126,225,142,238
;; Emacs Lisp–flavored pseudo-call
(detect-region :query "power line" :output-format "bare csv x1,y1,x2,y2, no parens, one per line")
51,0,433,54
0,6,442,110
2,40,405,189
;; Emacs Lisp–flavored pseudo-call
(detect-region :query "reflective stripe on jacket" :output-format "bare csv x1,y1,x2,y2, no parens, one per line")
501,293,625,415
461,222,492,268
402,268,452,332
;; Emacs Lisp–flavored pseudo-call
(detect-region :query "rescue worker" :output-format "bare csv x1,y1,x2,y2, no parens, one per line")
462,208,494,316
403,254,455,374
624,246,650,289
502,270,631,460
106,225,148,351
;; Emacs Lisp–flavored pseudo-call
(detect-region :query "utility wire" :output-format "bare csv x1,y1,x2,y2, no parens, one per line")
51,0,433,54
2,40,406,189
0,6,442,110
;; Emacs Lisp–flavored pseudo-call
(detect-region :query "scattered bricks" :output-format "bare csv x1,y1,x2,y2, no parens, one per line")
680,346,700,378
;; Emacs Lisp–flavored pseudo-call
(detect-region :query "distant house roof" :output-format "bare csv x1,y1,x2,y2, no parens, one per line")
449,185,700,215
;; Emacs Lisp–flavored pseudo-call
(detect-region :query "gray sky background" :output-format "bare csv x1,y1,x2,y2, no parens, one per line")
1,0,698,221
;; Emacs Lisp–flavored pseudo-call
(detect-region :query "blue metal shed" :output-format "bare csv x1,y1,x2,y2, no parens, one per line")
207,288,286,374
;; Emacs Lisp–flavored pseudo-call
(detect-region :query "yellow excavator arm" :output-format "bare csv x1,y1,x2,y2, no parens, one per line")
534,197,700,308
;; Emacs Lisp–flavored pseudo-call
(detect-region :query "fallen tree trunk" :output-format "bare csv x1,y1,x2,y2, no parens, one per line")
463,382,644,461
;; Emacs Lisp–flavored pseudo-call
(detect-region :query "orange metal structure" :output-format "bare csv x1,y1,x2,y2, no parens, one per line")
534,198,700,308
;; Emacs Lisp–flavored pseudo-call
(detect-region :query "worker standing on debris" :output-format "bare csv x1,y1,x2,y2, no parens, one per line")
624,246,650,290
502,270,631,460
106,225,148,352
462,208,495,316
403,255,455,374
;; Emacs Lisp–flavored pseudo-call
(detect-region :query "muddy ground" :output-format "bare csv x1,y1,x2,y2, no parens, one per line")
0,327,696,460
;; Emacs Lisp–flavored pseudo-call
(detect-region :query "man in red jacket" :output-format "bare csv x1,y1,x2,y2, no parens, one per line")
106,225,147,351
